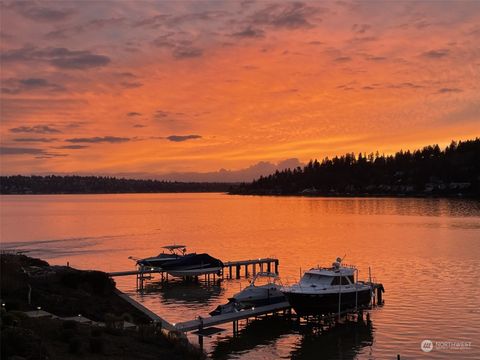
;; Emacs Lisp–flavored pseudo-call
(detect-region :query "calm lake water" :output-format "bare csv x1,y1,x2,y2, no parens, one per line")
1,194,479,359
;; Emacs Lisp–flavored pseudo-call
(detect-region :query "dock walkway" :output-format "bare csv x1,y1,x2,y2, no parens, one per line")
114,289,175,331
108,257,280,284
174,301,291,332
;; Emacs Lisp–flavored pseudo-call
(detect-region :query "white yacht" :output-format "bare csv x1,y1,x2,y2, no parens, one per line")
281,258,374,315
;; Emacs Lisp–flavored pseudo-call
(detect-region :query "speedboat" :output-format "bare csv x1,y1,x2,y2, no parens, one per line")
135,244,188,268
281,257,374,315
210,272,286,316
160,253,223,277
230,272,285,307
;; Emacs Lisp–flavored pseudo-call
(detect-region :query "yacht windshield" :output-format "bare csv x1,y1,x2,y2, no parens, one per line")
331,276,353,285
300,273,333,286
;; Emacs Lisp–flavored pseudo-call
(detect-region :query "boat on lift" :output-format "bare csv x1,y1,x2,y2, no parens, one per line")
210,272,286,316
281,257,376,315
160,253,224,278
134,245,188,268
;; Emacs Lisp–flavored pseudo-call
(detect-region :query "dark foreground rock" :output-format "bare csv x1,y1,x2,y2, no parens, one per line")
0,253,205,360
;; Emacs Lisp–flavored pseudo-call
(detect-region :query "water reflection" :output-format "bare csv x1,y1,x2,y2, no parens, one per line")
290,318,374,360
2,194,479,359
211,316,293,360
210,316,374,360
141,280,223,305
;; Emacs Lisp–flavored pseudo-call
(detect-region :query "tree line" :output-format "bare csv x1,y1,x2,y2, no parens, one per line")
0,175,230,194
231,138,480,197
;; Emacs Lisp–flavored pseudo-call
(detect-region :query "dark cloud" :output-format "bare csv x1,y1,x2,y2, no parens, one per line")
14,137,57,143
121,81,143,88
152,33,186,48
334,56,352,62
231,26,265,38
0,31,14,40
437,87,462,93
1,77,66,94
366,55,387,61
127,112,142,117
0,147,45,155
8,2,74,22
422,49,449,59
46,17,126,39
307,40,323,45
35,153,68,159
166,135,202,142
133,14,170,29
54,145,89,149
1,46,110,69
154,110,171,119
65,121,87,129
133,124,146,128
348,36,377,44
65,136,130,143
251,2,324,29
50,53,110,69
119,72,137,78
389,82,423,89
386,82,422,89
135,11,228,29
172,46,203,59
9,125,61,134
352,24,371,34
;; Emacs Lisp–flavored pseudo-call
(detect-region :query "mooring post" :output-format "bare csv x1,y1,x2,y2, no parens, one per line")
229,266,232,279
245,264,248,277
267,261,271,272
357,309,363,322
274,260,279,274
236,265,240,279
377,285,383,304
198,316,204,351
252,263,256,275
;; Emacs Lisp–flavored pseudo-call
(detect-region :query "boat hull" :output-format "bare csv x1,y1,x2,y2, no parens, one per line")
284,288,372,315
167,266,222,277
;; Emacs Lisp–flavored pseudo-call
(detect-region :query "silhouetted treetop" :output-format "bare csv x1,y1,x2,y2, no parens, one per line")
231,138,480,197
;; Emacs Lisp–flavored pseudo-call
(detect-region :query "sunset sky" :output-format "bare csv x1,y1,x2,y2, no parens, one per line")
1,1,479,180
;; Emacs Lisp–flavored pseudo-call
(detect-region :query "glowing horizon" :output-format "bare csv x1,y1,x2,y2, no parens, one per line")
1,1,479,178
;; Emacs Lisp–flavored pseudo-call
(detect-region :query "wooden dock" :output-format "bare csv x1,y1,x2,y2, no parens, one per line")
223,257,279,279
174,301,291,332
108,257,280,290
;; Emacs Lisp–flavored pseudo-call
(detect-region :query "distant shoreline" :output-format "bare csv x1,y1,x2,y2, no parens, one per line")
228,192,478,199
0,190,229,195
1,191,477,199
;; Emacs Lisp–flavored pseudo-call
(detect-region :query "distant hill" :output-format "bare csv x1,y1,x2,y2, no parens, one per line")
231,138,480,198
0,176,230,194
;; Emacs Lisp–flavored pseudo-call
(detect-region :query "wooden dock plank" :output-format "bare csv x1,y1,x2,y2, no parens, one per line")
174,301,291,332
